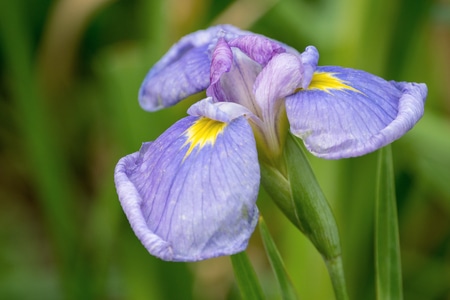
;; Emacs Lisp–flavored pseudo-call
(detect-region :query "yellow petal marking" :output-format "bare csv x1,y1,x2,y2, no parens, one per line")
183,117,227,158
308,72,360,94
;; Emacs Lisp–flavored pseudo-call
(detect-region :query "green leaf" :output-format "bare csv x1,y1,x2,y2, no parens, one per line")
230,252,265,300
375,145,403,299
259,217,298,300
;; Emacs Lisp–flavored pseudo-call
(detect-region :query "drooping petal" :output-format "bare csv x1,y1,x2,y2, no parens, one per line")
139,25,248,111
114,113,260,261
286,66,427,159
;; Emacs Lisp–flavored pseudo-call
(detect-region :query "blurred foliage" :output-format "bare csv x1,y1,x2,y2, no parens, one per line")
0,0,449,299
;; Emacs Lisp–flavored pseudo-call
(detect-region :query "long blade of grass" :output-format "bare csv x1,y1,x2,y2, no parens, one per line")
375,145,403,299
259,217,298,300
0,1,81,298
230,252,266,300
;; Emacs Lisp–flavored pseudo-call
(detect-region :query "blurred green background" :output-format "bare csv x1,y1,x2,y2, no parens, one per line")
0,0,449,299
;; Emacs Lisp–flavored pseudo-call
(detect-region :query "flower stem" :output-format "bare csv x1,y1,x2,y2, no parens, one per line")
325,255,349,300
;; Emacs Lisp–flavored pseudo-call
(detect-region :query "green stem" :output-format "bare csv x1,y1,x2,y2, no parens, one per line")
325,255,349,300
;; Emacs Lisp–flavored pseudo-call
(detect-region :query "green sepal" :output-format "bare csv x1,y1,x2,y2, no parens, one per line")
230,251,266,300
260,133,348,300
375,145,403,299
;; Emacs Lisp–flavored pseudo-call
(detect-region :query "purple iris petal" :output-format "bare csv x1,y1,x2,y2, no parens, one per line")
249,53,304,154
209,38,233,87
253,53,304,116
207,41,263,116
206,38,234,103
139,25,249,111
299,46,319,89
188,97,256,123
228,35,286,66
286,66,427,159
114,114,260,261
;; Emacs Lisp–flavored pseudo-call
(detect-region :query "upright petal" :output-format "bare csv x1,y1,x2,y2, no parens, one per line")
253,53,304,117
139,25,248,111
114,114,260,261
286,66,427,159
299,46,319,89
247,53,303,156
228,35,286,66
206,41,263,116
206,38,234,103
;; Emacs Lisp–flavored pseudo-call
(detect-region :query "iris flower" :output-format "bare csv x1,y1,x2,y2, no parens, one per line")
114,25,427,261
